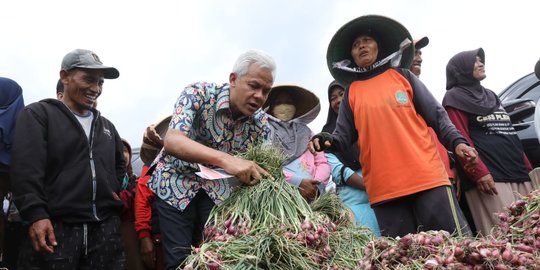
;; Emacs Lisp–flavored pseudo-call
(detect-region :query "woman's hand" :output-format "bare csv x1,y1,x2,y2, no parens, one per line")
299,179,320,200
476,174,498,195
455,143,478,173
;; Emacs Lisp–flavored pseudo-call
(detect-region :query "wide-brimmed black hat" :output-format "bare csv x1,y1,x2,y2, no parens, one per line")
263,84,320,120
327,15,414,85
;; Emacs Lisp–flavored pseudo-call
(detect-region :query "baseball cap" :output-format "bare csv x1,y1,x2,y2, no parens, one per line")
61,49,120,79
413,36,429,50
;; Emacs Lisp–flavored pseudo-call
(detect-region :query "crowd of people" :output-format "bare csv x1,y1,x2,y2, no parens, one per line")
1,14,539,270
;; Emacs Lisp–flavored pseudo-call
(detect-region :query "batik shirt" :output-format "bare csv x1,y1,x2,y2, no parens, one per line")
147,82,271,211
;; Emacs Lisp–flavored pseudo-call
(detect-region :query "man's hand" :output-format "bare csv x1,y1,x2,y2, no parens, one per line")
299,179,320,201
140,236,156,268
222,156,272,186
454,143,478,173
476,174,498,195
29,219,57,253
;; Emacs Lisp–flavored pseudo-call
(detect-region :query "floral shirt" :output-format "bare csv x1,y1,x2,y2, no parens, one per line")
147,82,271,211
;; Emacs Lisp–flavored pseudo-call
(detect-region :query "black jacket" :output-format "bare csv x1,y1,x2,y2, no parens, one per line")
11,99,125,223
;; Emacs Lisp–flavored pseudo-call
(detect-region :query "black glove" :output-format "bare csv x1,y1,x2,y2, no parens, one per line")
311,132,333,152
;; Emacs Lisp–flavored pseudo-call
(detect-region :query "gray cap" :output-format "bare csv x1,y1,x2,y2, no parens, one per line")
413,36,429,50
61,49,119,79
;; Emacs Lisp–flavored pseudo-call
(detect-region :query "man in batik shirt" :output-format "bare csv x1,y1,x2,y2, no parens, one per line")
147,50,276,270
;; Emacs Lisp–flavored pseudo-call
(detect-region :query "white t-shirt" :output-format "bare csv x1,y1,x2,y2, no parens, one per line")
73,111,94,140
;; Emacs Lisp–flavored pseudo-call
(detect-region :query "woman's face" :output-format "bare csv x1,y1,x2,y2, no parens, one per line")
271,91,296,121
329,86,344,114
351,35,378,68
473,56,486,81
123,146,131,166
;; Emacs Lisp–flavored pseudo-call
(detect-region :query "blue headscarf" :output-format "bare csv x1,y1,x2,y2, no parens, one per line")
0,77,25,172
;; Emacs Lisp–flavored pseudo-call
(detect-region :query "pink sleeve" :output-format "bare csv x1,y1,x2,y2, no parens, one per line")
282,170,294,183
312,150,331,185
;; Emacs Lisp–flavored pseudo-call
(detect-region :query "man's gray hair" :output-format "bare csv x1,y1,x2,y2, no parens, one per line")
232,50,276,80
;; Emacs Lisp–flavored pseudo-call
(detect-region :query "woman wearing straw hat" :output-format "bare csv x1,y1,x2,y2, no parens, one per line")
264,84,330,201
309,15,477,237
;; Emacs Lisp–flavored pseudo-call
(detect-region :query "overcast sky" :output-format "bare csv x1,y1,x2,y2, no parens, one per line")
2,0,538,148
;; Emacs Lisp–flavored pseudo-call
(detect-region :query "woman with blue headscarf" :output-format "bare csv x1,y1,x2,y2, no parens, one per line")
0,77,24,269
1,77,25,196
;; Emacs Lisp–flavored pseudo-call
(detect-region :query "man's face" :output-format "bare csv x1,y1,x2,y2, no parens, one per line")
229,64,273,118
60,68,103,114
410,49,423,77
351,35,378,68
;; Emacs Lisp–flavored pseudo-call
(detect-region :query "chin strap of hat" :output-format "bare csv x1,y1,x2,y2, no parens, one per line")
332,38,412,73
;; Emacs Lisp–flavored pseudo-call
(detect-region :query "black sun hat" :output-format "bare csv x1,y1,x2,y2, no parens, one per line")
327,15,414,85
263,84,320,120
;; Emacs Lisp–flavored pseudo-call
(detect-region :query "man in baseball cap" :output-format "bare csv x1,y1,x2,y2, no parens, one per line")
409,36,429,77
11,49,126,269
